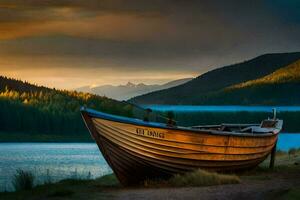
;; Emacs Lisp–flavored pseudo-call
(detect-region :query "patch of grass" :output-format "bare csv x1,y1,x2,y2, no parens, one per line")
47,189,74,197
12,169,35,191
54,174,119,188
282,187,300,200
288,148,300,159
276,150,288,157
144,169,240,188
93,174,120,187
0,173,119,200
169,169,240,187
253,163,298,174
243,175,272,181
58,179,90,186
266,187,300,200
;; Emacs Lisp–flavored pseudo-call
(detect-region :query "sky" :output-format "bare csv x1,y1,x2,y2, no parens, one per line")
0,0,300,89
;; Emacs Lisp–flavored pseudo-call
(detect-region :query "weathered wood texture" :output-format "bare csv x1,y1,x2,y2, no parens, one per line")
81,111,279,186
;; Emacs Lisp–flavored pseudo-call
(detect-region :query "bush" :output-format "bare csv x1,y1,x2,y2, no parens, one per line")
48,189,74,197
169,169,240,187
276,150,287,157
12,169,35,191
288,148,297,159
94,174,120,187
144,169,240,187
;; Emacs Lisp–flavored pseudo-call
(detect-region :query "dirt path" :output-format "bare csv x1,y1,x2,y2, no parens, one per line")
101,169,300,200
108,179,298,200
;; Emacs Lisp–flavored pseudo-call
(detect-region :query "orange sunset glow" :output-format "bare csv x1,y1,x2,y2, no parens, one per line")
1,0,300,89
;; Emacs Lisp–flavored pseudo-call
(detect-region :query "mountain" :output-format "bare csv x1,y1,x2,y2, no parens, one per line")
158,78,194,89
229,59,300,89
131,52,300,105
77,82,160,100
0,76,132,141
182,59,300,105
76,78,192,100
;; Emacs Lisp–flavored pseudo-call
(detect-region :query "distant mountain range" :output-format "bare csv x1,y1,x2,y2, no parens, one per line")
131,52,300,105
76,78,193,100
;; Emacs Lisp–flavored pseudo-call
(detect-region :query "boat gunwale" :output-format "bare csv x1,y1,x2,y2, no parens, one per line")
81,107,279,137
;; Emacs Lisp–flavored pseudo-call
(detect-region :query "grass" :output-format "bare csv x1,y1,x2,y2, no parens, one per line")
266,187,300,200
12,170,35,191
288,148,298,158
241,148,300,181
0,174,119,200
1,170,241,199
47,189,74,197
169,169,240,187
93,174,120,187
276,150,288,157
281,187,300,200
144,169,240,187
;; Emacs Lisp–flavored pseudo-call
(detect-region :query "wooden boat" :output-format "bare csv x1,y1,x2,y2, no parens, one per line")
81,107,283,186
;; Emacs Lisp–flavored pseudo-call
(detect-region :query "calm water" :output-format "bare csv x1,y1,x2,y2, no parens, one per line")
277,133,300,151
0,143,111,191
145,105,300,112
0,134,300,191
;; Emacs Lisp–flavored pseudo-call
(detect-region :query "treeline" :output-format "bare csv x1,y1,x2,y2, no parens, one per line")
184,83,300,105
0,76,50,93
0,76,132,141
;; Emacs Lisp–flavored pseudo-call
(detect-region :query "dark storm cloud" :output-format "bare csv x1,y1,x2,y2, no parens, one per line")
0,0,300,74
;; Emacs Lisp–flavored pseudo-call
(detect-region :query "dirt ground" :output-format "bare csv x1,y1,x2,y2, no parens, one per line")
105,167,300,200
110,179,298,200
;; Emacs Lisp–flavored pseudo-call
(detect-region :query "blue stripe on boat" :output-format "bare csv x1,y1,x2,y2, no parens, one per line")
80,107,172,129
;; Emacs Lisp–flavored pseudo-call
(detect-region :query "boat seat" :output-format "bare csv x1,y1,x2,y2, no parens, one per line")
219,125,231,132
261,120,277,128
241,126,275,134
241,126,253,133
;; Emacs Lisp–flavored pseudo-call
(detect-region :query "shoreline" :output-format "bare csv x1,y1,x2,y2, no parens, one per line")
1,152,299,200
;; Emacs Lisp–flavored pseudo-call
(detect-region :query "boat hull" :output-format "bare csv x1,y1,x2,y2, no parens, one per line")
81,109,278,186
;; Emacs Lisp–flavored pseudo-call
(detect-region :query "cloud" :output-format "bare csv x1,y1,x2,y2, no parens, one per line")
1,0,299,43
0,0,300,88
0,1,265,40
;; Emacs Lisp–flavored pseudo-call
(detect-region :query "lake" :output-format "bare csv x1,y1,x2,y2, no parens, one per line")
145,105,300,112
0,143,112,191
1,133,300,191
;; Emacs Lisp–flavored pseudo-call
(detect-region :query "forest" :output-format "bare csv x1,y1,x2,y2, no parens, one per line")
1,74,299,142
0,76,132,141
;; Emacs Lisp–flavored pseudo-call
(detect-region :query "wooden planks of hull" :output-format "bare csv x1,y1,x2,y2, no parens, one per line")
95,119,276,155
94,118,277,147
81,109,280,185
93,121,272,164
